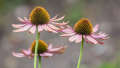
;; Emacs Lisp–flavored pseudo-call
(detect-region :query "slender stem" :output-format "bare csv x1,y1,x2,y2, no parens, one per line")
77,35,84,68
34,26,39,68
38,56,41,68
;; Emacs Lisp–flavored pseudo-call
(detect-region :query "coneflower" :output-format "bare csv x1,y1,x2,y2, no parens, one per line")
61,18,109,44
12,6,67,34
12,40,66,59
60,18,109,68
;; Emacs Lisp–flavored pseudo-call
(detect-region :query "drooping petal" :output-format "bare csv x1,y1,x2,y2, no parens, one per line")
48,44,53,50
75,35,82,43
51,15,58,20
93,24,99,32
86,36,98,44
50,16,64,21
29,26,36,34
21,49,31,56
17,17,25,23
38,25,43,32
44,24,57,33
98,32,109,37
13,24,32,32
12,24,25,28
97,41,104,45
62,28,74,34
91,33,107,40
48,46,66,54
40,52,53,57
51,21,68,26
69,35,79,42
48,24,60,30
46,25,58,33
12,52,25,57
18,17,31,24
43,24,48,31
24,17,29,21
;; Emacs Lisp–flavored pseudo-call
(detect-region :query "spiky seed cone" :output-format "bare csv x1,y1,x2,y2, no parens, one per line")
29,6,50,25
73,18,93,35
30,40,48,54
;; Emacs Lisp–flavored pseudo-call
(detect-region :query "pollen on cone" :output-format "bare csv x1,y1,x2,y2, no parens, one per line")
30,40,48,54
29,6,50,25
73,18,93,35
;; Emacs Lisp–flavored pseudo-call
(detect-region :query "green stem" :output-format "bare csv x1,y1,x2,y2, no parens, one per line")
77,35,84,68
34,26,39,68
38,56,41,68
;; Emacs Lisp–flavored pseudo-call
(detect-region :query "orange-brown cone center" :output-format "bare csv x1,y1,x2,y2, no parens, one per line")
29,6,50,25
30,40,48,54
73,18,93,35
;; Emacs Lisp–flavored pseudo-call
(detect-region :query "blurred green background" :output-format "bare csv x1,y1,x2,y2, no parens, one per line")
0,0,119,68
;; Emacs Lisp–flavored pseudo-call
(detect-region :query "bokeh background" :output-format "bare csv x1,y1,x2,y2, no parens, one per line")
0,0,119,68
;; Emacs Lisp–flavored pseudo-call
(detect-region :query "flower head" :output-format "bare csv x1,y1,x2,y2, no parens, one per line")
61,18,109,44
29,7,50,25
12,6,67,34
73,18,93,35
12,40,66,59
30,40,48,54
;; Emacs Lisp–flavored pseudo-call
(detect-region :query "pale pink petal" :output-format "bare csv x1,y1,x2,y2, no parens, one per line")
40,52,53,57
12,52,25,57
43,24,48,31
23,17,31,23
83,36,94,44
60,33,75,37
62,28,74,34
12,24,25,28
59,25,66,29
61,25,74,33
18,17,31,24
98,41,104,45
93,32,109,40
29,26,36,34
48,47,62,52
24,17,29,21
21,49,31,55
93,24,99,32
98,32,108,37
38,25,43,32
91,33,107,39
56,22,68,26
75,35,82,43
13,24,32,32
99,33,110,39
50,16,64,21
48,44,53,49
17,17,25,22
84,38,94,44
48,24,60,30
51,21,68,26
46,25,58,33
44,24,49,30
48,46,66,54
69,35,79,42
41,25,46,31
86,36,98,44
51,15,58,20
85,36,104,45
